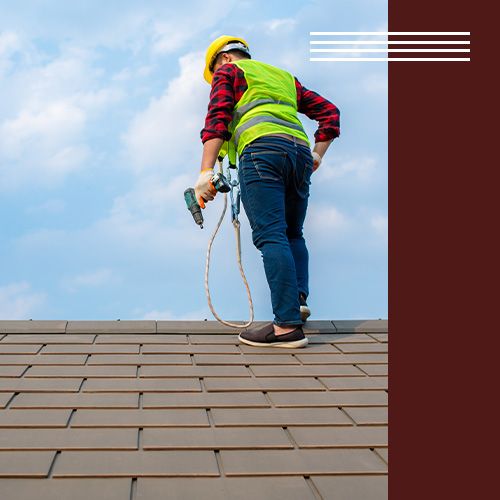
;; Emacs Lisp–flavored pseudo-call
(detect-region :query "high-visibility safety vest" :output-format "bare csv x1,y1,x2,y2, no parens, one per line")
219,59,310,165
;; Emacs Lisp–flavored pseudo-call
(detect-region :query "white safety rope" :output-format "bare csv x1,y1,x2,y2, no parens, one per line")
204,191,254,329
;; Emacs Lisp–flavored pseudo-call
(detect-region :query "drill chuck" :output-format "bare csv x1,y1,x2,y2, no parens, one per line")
211,172,231,193
184,188,204,228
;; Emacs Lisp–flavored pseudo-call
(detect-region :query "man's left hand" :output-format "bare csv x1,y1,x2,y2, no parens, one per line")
195,169,217,208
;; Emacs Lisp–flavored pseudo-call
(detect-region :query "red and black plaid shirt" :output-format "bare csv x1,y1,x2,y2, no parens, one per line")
200,62,340,144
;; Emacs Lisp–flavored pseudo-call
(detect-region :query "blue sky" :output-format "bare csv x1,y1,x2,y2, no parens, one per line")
0,0,387,321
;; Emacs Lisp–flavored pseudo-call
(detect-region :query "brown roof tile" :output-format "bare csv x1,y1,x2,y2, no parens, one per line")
211,407,353,426
0,354,87,365
0,450,56,477
66,321,156,334
0,393,15,409
0,378,83,392
136,477,316,500
52,450,220,477
139,365,251,378
24,365,137,378
10,393,139,409
288,425,388,448
82,378,201,393
0,321,67,334
332,320,389,333
0,319,388,494
0,428,137,450
312,475,388,500
70,408,210,428
219,448,387,475
0,478,131,500
142,427,292,450
319,376,388,391
0,409,72,427
1,334,94,343
0,344,43,354
142,391,269,408
267,390,388,407
0,366,28,377
95,334,187,344
203,376,326,392
39,344,140,354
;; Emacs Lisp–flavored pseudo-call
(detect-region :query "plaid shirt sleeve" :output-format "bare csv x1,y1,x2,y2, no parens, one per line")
295,78,340,142
200,64,248,143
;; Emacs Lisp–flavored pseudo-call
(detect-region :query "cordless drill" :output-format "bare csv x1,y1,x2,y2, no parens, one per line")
184,162,231,228
184,188,204,229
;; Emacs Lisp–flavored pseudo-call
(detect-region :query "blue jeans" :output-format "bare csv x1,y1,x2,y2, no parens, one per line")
238,135,313,327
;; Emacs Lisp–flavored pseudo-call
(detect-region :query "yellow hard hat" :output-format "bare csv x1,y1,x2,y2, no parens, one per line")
203,35,250,84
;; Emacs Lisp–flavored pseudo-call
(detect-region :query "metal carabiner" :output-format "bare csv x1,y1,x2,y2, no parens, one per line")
230,184,240,223
221,158,241,223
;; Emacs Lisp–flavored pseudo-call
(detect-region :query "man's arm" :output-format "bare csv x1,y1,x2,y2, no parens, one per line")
200,64,239,158
311,139,334,171
295,78,340,170
313,139,334,158
200,138,224,171
196,65,240,205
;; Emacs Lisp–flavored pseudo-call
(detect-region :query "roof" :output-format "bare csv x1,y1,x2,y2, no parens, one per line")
0,319,388,499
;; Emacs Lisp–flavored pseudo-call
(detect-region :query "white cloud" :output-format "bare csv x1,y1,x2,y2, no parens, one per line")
307,203,348,233
0,45,125,190
265,18,297,33
152,21,195,55
150,0,239,55
123,51,208,173
371,214,388,239
91,171,212,257
61,269,115,293
0,31,25,76
14,171,211,262
0,31,19,53
316,156,378,182
360,73,388,95
112,65,152,82
0,100,89,188
0,282,46,319
25,199,66,215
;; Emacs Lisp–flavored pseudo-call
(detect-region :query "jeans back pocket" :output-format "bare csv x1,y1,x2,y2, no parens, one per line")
250,150,287,182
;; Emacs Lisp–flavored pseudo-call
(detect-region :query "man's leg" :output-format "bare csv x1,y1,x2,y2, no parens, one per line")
238,138,303,328
286,143,313,304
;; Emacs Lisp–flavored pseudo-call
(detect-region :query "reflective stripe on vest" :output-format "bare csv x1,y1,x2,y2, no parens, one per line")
233,98,294,121
234,115,304,147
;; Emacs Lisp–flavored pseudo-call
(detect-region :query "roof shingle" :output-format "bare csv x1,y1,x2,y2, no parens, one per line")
0,319,388,499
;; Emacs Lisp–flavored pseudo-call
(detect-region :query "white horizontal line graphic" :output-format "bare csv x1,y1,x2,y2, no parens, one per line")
310,57,471,62
310,48,471,53
310,31,470,36
310,40,470,45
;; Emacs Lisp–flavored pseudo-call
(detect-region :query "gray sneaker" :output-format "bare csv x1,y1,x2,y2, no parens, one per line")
239,322,308,348
299,293,311,322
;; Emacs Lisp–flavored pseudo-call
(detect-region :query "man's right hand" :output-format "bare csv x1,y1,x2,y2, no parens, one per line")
312,152,322,172
194,169,217,208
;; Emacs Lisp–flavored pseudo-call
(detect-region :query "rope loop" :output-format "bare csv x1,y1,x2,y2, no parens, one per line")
204,192,254,329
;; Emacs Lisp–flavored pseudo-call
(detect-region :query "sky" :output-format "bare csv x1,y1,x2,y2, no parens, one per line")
0,0,388,321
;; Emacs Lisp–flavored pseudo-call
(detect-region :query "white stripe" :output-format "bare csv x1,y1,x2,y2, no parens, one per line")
310,48,471,53
310,40,470,45
310,31,470,36
310,57,471,62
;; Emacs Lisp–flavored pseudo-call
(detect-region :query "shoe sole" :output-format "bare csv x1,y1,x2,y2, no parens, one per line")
238,334,309,348
300,305,311,322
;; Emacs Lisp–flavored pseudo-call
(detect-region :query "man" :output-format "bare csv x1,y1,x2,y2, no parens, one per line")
195,35,340,348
